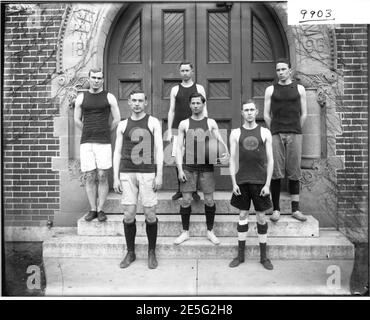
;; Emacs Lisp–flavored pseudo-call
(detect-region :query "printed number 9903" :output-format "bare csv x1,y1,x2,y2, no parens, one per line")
301,9,333,21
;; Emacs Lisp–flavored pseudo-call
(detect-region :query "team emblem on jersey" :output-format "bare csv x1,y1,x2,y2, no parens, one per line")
242,136,259,151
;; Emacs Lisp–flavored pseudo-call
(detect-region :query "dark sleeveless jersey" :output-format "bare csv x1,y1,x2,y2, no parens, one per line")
120,114,155,173
80,91,111,144
236,125,267,185
172,83,198,129
270,82,302,135
183,117,214,172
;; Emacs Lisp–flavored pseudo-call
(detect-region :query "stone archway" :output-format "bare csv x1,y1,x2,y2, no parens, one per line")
51,2,343,227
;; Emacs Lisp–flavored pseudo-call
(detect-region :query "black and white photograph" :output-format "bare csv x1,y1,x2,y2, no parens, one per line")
1,0,369,301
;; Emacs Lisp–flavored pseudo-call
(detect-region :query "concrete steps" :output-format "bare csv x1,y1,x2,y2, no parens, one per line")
77,214,319,237
43,230,354,260
104,191,293,214
44,258,353,296
43,190,355,296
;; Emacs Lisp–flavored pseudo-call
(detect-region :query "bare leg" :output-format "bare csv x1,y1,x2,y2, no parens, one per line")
85,170,97,211
97,169,109,212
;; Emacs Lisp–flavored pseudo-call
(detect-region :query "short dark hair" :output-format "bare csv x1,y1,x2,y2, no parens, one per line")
179,61,194,69
242,98,256,107
241,99,258,110
189,92,206,103
276,58,291,68
128,89,147,100
88,68,104,77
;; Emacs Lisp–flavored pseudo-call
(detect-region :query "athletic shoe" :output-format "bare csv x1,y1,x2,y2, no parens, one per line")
84,210,97,222
260,258,274,270
270,210,280,222
192,191,201,201
229,257,244,268
119,251,136,268
174,231,190,245
207,230,220,245
292,210,307,222
172,191,182,201
97,210,107,222
148,249,158,269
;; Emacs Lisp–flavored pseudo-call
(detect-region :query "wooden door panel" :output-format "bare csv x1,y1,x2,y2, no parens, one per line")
152,3,196,119
107,4,152,118
196,2,242,127
106,2,289,191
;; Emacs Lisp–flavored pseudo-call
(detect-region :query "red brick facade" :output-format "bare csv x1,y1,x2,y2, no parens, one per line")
335,25,368,236
3,4,65,226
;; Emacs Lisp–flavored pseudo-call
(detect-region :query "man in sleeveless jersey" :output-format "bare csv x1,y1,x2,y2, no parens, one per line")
264,59,307,222
229,100,274,270
166,62,207,201
113,90,163,269
74,68,121,223
174,92,229,246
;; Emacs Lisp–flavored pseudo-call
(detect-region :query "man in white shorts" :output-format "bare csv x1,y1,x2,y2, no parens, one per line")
74,68,121,222
113,90,163,269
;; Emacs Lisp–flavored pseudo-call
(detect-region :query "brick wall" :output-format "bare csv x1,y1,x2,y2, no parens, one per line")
3,4,66,226
335,25,368,240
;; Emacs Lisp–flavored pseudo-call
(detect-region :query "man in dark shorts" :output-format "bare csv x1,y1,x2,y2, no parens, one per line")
229,100,274,270
166,62,207,201
74,68,121,222
113,90,163,269
174,92,229,245
264,59,307,222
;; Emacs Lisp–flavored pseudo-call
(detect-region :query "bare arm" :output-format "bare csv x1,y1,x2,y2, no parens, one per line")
263,85,273,129
151,117,164,191
196,84,208,117
73,93,84,130
108,93,121,132
209,119,229,154
229,129,241,195
298,84,307,129
176,120,187,181
260,127,273,197
113,121,126,192
166,86,178,141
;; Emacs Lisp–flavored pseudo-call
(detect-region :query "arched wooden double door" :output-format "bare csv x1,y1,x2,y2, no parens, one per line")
106,2,288,190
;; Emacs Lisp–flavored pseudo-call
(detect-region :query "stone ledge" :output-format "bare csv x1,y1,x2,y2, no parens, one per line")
4,226,77,242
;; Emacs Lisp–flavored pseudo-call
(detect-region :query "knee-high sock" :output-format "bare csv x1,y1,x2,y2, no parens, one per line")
205,204,216,231
123,219,136,252
180,205,191,230
257,222,268,261
146,218,158,251
236,220,249,261
289,179,300,212
271,179,281,211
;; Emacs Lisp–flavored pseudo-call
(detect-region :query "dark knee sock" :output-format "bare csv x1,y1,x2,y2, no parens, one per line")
257,222,268,261
146,218,158,251
289,179,300,212
205,204,216,231
123,219,136,252
271,179,281,211
180,206,191,230
236,222,248,261
237,240,246,261
175,167,181,192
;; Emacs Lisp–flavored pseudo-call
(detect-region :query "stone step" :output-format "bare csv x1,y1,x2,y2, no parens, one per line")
104,191,293,214
44,257,353,296
78,214,319,238
43,230,354,260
